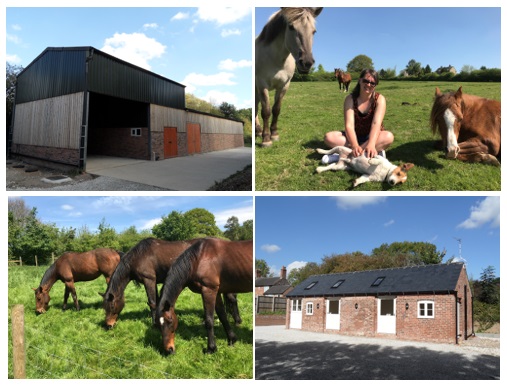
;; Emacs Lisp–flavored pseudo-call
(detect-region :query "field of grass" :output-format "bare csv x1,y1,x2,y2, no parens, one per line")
255,81,501,191
8,265,253,379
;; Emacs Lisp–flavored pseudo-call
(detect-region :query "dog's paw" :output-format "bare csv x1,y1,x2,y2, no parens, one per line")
315,148,326,154
368,158,382,166
315,167,325,174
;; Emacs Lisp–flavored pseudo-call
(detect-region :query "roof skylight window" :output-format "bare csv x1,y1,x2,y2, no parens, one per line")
371,276,385,287
331,280,345,288
305,281,318,290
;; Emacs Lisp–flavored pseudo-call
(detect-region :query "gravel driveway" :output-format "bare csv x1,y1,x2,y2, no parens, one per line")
255,326,500,380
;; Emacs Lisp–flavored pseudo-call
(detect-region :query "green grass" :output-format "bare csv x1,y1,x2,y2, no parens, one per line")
8,265,253,379
255,81,501,191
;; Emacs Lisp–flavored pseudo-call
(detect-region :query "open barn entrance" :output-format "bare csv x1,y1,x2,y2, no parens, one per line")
87,92,150,161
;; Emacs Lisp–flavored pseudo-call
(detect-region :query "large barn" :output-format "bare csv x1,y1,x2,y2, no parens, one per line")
9,46,245,170
285,263,473,344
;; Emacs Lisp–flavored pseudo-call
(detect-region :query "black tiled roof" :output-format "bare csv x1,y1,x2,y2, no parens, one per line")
286,263,465,298
264,284,293,295
256,277,290,287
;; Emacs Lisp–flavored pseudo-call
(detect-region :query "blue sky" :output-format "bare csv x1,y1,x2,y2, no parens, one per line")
255,196,500,280
255,7,500,74
6,6,252,108
13,196,253,233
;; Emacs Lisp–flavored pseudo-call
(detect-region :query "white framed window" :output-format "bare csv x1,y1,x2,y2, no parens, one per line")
306,302,314,315
418,300,435,318
131,128,142,136
292,299,302,312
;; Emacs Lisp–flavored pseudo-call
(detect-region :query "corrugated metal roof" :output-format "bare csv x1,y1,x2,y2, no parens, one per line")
286,263,465,297
16,46,185,109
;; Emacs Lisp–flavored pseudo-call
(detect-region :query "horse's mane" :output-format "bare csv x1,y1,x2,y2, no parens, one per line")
430,91,455,135
158,239,207,307
257,8,316,44
108,238,156,292
39,262,57,288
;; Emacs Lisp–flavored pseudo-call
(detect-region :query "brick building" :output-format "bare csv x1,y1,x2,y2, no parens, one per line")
285,263,473,344
255,266,291,297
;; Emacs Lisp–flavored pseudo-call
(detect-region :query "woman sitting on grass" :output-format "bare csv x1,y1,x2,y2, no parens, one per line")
322,69,394,163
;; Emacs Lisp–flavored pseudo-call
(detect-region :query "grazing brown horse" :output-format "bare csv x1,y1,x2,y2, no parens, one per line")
155,238,253,354
33,248,122,314
430,86,501,166
334,68,352,92
255,7,323,147
101,238,243,329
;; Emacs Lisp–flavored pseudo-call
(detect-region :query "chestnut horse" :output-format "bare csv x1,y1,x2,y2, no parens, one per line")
155,238,253,354
101,238,243,329
33,248,122,314
255,7,323,147
334,68,351,92
430,86,501,166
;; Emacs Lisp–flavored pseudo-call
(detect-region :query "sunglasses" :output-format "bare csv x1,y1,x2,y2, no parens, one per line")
362,79,376,87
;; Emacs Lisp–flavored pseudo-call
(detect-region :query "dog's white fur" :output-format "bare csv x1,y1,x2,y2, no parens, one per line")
316,146,414,187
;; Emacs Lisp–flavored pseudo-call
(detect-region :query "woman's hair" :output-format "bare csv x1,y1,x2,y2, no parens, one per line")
351,69,380,99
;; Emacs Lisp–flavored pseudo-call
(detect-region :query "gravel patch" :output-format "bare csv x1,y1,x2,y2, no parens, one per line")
256,326,499,380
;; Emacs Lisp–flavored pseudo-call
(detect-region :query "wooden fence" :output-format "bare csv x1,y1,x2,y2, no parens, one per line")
256,296,287,314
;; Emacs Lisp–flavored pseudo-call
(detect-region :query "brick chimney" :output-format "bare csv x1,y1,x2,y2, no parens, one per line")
280,266,287,280
256,269,262,278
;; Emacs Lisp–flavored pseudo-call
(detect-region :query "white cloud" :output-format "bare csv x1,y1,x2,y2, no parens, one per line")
332,196,387,210
203,90,238,106
196,6,251,26
101,32,166,71
143,23,159,30
384,219,395,227
7,33,21,44
12,24,22,31
218,59,252,71
171,12,190,21
6,54,22,64
61,204,74,211
458,197,500,229
221,29,241,38
214,205,253,228
261,244,281,253
182,72,236,87
140,218,162,231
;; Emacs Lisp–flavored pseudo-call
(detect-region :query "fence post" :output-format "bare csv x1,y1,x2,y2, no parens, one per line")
12,304,26,379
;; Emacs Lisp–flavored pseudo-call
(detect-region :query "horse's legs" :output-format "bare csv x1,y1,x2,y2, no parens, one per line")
215,293,237,346
455,138,500,166
224,293,242,325
201,288,219,354
64,281,79,311
270,86,289,143
255,89,262,138
143,279,158,326
259,88,272,147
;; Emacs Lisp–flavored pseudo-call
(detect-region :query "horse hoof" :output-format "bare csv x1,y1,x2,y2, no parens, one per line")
271,135,280,142
203,347,217,354
261,141,272,148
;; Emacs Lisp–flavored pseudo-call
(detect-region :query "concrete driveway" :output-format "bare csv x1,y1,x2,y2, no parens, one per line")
85,147,252,191
255,326,500,380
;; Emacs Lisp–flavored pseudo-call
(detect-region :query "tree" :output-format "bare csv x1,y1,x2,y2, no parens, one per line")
255,259,271,277
219,102,239,119
239,219,253,240
404,59,422,76
224,216,241,240
371,241,446,265
346,55,374,73
478,266,499,304
6,63,23,143
461,64,475,74
152,210,194,241
184,208,222,238
287,262,320,285
96,218,120,250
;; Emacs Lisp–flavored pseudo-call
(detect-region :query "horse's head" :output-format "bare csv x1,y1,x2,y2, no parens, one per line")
156,300,179,355
100,291,125,329
281,7,323,74
33,286,50,314
432,86,464,158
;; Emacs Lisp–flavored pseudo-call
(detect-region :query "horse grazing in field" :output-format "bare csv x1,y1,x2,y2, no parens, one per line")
430,86,501,166
155,238,253,354
334,68,352,92
255,7,323,147
100,238,243,329
33,248,122,314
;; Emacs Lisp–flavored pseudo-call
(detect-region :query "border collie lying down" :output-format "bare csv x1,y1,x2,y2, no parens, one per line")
315,146,414,187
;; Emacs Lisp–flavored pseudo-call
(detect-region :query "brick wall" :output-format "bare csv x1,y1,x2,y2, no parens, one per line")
88,127,150,160
11,143,80,168
287,291,470,344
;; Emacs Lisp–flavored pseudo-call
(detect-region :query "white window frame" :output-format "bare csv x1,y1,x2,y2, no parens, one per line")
292,299,302,312
417,300,435,318
131,128,142,137
306,302,314,315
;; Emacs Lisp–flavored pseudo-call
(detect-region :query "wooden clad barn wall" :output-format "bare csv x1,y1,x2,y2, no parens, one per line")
12,92,83,149
186,111,243,135
150,104,187,133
